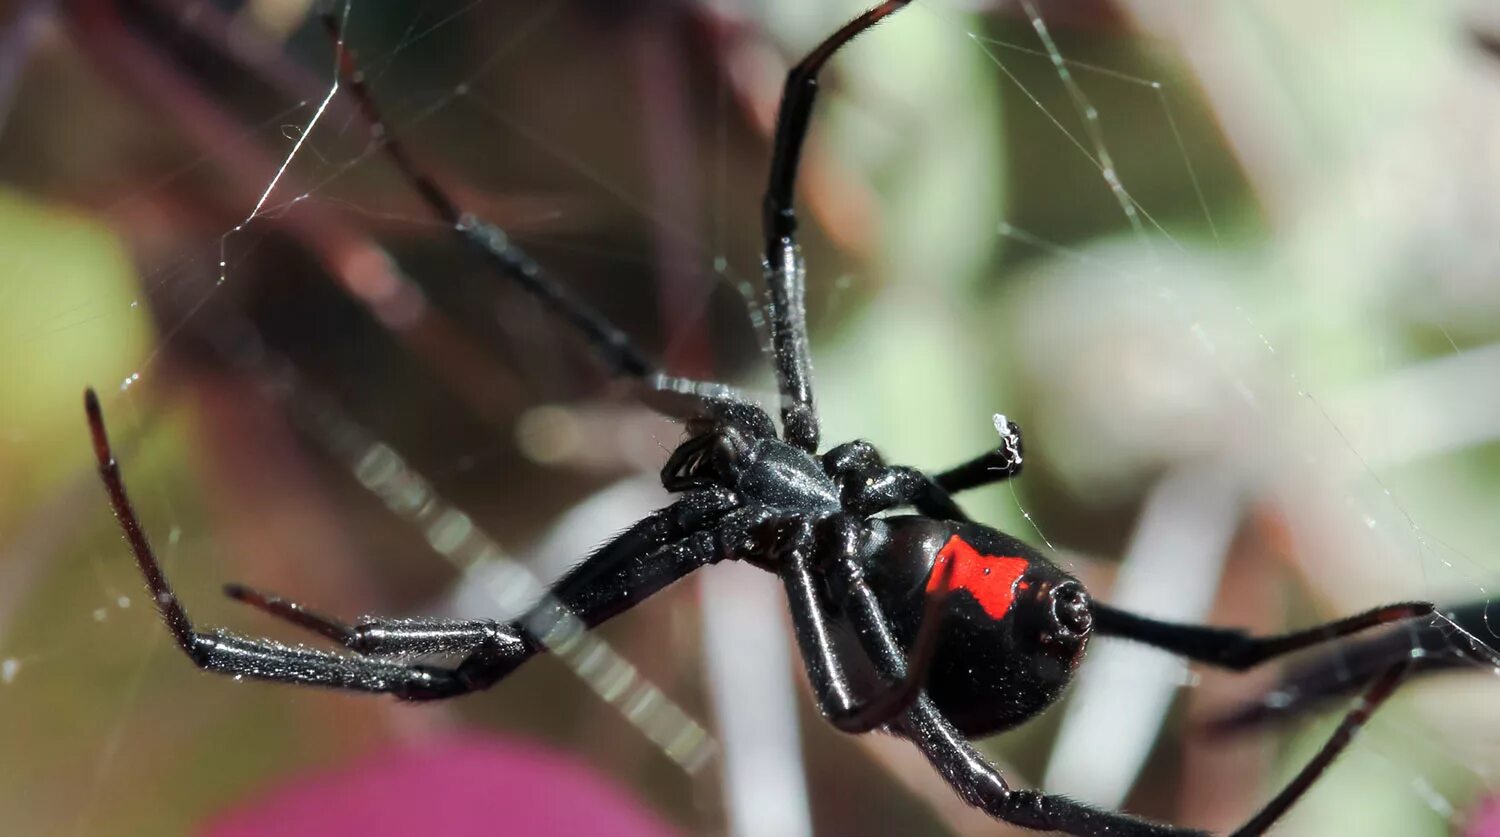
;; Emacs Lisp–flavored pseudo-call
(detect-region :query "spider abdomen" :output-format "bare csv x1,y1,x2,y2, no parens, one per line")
860,518,1093,738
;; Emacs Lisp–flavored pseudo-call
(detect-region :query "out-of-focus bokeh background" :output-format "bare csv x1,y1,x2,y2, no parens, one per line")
3,0,1500,834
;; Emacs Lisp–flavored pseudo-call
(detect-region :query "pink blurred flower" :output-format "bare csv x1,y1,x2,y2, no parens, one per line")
206,735,678,837
1469,794,1500,837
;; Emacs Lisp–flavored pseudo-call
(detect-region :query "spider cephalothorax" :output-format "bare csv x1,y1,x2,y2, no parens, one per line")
87,3,1471,835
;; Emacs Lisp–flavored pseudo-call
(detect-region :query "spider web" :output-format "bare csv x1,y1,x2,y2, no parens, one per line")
1,1,1499,835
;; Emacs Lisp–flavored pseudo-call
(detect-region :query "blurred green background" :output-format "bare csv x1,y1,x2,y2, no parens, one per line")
2,0,1500,834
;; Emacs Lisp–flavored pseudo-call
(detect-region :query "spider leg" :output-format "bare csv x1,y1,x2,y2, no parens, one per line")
1092,601,1436,671
85,391,518,696
898,694,1207,837
222,583,363,647
1212,654,1463,735
1093,602,1457,833
231,485,739,656
88,390,739,699
1227,660,1412,837
1211,597,1500,733
539,489,739,625
762,0,914,452
224,584,517,657
823,419,1026,522
780,515,952,733
903,657,1412,836
931,416,1026,494
316,13,771,430
865,466,966,521
927,457,1021,501
207,520,730,701
823,440,968,521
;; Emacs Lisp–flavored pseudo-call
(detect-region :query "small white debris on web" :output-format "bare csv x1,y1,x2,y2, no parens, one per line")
0,658,18,684
92,608,109,622
116,596,130,609
992,413,1022,465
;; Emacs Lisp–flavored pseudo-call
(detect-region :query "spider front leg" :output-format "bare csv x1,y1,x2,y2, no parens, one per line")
316,12,776,430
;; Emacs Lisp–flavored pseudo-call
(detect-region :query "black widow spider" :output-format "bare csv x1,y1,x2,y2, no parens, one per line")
85,3,1460,835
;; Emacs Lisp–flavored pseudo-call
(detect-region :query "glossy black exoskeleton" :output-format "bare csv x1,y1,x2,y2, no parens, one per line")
852,518,1092,738
86,3,1477,835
